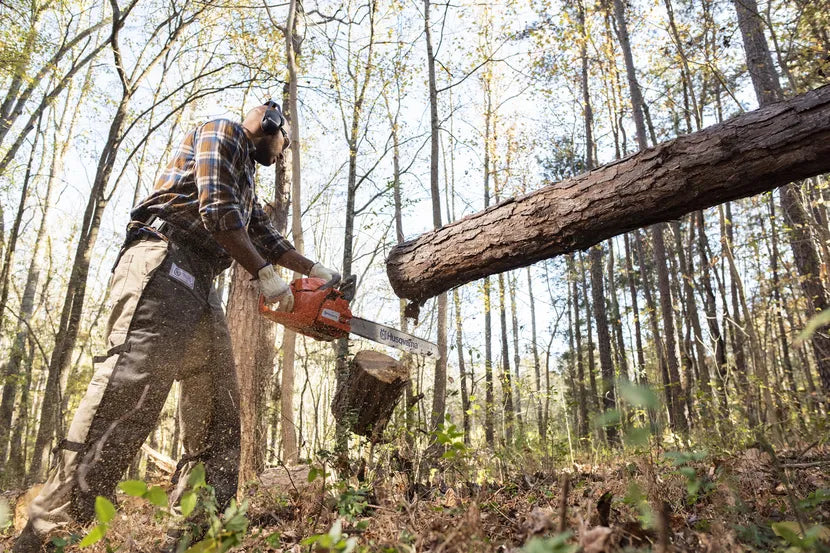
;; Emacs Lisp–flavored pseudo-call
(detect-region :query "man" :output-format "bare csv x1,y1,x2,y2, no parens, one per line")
13,101,337,551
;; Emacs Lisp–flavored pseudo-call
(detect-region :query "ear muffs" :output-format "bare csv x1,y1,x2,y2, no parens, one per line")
261,100,285,135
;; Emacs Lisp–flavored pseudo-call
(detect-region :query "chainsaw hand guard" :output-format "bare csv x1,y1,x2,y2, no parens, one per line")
259,277,352,341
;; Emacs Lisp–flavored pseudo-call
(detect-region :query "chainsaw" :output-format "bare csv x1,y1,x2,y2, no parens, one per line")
258,275,439,358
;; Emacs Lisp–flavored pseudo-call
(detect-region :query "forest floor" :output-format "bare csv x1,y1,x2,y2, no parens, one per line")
2,444,829,552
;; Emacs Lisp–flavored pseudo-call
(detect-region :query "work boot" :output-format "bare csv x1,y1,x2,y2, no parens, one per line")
11,522,48,553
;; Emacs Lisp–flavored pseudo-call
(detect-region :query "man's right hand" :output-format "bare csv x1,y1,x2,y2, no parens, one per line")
258,264,294,312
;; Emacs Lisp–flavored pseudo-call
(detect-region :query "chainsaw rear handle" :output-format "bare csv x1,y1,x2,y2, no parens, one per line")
317,274,341,291
258,274,341,316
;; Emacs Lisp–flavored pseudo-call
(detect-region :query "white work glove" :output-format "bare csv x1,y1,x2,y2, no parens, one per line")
310,262,339,283
258,264,294,312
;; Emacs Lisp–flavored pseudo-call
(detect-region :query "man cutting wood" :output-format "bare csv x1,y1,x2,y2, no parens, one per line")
13,101,337,552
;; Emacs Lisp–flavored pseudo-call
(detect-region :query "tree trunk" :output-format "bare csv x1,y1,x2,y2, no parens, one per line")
606,240,628,377
509,273,524,439
498,273,514,445
652,225,688,433
0,113,42,334
589,245,618,443
624,234,646,380
29,95,130,479
527,267,544,440
331,351,409,439
731,0,830,394
227,198,283,481
695,211,729,415
482,70,495,447
423,0,448,431
279,0,305,467
768,196,798,403
634,231,663,429
673,220,710,416
579,253,599,413
386,85,830,302
453,289,470,443
568,254,589,439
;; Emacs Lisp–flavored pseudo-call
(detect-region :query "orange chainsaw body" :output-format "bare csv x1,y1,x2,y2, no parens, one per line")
258,277,352,341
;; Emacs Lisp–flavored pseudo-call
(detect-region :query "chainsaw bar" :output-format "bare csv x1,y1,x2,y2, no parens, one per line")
349,317,440,358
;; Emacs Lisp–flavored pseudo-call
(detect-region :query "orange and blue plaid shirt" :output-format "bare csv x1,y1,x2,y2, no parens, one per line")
131,119,294,268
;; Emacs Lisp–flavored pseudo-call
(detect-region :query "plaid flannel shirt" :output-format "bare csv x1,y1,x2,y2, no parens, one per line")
131,119,294,269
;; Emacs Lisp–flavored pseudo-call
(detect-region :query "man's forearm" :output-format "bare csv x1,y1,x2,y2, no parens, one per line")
275,249,315,276
212,228,268,276
213,228,317,278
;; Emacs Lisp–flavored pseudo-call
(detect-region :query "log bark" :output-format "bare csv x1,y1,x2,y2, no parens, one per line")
386,85,830,302
331,350,409,439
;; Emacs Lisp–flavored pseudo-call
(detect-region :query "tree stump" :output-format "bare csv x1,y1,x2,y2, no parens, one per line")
331,350,409,439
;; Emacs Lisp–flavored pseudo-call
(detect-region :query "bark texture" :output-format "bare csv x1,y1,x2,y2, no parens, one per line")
331,350,409,439
387,85,830,302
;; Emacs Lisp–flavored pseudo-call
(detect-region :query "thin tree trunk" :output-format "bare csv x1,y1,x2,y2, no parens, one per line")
509,273,524,439
482,73,495,447
279,0,305,466
568,254,589,439
607,239,628,377
579,252,599,413
652,224,688,433
29,95,131,479
424,0,448,432
453,290,470,443
527,267,544,441
768,196,798,404
0,112,42,333
634,231,663,429
498,273,514,445
695,211,730,416
673,219,710,416
590,245,618,443
624,234,646,380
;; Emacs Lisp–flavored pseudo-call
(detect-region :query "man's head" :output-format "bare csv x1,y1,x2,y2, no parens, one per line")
242,103,291,166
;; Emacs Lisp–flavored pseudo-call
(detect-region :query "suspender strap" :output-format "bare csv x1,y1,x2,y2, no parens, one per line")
55,438,85,453
92,341,131,364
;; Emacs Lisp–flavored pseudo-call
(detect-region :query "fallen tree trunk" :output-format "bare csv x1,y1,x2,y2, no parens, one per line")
387,85,830,302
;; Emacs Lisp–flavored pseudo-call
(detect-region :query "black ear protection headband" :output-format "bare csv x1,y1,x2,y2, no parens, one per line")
261,100,286,135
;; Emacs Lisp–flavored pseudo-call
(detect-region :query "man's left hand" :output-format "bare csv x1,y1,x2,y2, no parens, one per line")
310,262,339,283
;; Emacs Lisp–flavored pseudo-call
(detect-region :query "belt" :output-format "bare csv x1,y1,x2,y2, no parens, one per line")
155,222,231,274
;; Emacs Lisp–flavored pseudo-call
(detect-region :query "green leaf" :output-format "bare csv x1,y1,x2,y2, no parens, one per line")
95,496,116,524
187,463,207,490
592,409,620,429
796,309,830,344
183,538,219,553
180,491,197,518
145,486,168,508
264,532,281,547
618,380,659,409
78,524,107,548
118,480,148,497
771,521,804,546
521,532,577,553
623,426,651,447
798,488,830,510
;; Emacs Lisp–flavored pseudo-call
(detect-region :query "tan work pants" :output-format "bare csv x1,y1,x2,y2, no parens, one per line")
27,237,240,537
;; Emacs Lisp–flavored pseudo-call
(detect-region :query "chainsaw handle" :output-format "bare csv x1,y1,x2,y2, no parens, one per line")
258,293,273,315
317,274,341,291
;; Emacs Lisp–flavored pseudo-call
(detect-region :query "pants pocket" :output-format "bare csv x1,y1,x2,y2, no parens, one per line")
105,240,169,347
